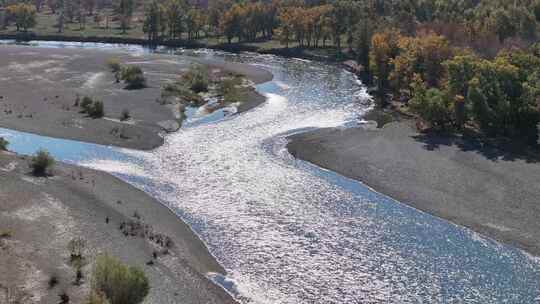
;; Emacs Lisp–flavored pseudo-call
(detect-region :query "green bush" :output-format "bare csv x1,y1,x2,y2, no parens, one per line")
409,76,453,129
184,65,209,93
80,96,105,118
81,96,94,112
121,66,146,89
0,137,8,151
89,101,105,118
92,254,149,304
30,149,55,176
107,59,122,83
162,83,205,106
120,109,130,121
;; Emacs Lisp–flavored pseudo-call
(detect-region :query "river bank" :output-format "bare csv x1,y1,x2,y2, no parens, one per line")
0,44,274,303
0,150,236,303
0,44,272,150
0,33,339,62
287,120,540,256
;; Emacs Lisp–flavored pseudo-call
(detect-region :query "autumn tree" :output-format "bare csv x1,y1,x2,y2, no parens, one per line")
6,3,36,32
390,33,452,97
370,30,401,106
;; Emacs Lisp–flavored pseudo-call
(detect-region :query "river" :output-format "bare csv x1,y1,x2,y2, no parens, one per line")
1,41,540,303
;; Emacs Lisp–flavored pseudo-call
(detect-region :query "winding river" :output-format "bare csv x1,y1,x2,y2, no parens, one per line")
2,41,540,303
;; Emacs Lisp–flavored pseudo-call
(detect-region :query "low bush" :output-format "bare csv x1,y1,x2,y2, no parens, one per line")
0,230,12,238
120,109,130,121
30,149,55,176
121,66,146,89
89,101,105,118
0,137,8,151
184,65,209,93
162,83,205,106
106,58,122,83
80,96,105,118
81,96,94,112
218,77,244,104
92,254,149,304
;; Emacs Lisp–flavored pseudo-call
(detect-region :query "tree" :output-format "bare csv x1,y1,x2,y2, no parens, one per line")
220,4,242,43
390,33,452,96
83,0,96,15
143,1,162,43
535,0,540,22
492,9,516,43
48,0,59,14
327,0,350,52
370,30,401,106
277,7,294,48
353,19,372,83
6,3,37,32
115,0,133,34
165,0,186,39
409,74,453,129
33,0,45,12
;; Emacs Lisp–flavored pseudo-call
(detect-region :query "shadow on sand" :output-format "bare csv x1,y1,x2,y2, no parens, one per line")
413,131,540,164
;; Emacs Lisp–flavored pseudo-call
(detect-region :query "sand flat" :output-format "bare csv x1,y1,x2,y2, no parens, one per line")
287,121,540,256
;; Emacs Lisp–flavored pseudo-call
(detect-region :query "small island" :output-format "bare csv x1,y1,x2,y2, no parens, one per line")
0,45,271,150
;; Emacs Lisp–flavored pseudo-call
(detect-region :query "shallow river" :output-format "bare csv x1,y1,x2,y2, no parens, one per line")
2,41,540,303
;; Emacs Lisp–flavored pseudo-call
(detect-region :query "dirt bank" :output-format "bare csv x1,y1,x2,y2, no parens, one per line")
0,150,236,303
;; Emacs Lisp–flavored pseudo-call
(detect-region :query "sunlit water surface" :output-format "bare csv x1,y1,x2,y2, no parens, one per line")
1,41,540,303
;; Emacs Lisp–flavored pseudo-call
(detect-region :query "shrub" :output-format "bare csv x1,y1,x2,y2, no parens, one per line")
120,109,130,121
92,254,149,304
0,137,8,151
81,97,105,118
107,59,122,83
30,149,55,176
89,101,105,118
85,291,110,304
162,83,205,106
184,65,209,93
0,230,12,238
81,96,94,113
121,66,146,89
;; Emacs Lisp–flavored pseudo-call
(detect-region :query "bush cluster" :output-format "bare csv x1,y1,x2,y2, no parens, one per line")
81,96,105,118
183,65,209,93
91,254,149,304
30,149,54,176
121,66,146,89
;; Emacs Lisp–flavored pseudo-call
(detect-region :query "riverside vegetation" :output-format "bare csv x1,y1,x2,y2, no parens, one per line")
1,0,540,143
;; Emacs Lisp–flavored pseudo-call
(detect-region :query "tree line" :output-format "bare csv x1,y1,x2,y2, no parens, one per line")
1,0,539,141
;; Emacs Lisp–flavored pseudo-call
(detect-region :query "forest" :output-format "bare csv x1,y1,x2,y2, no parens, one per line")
1,0,540,141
